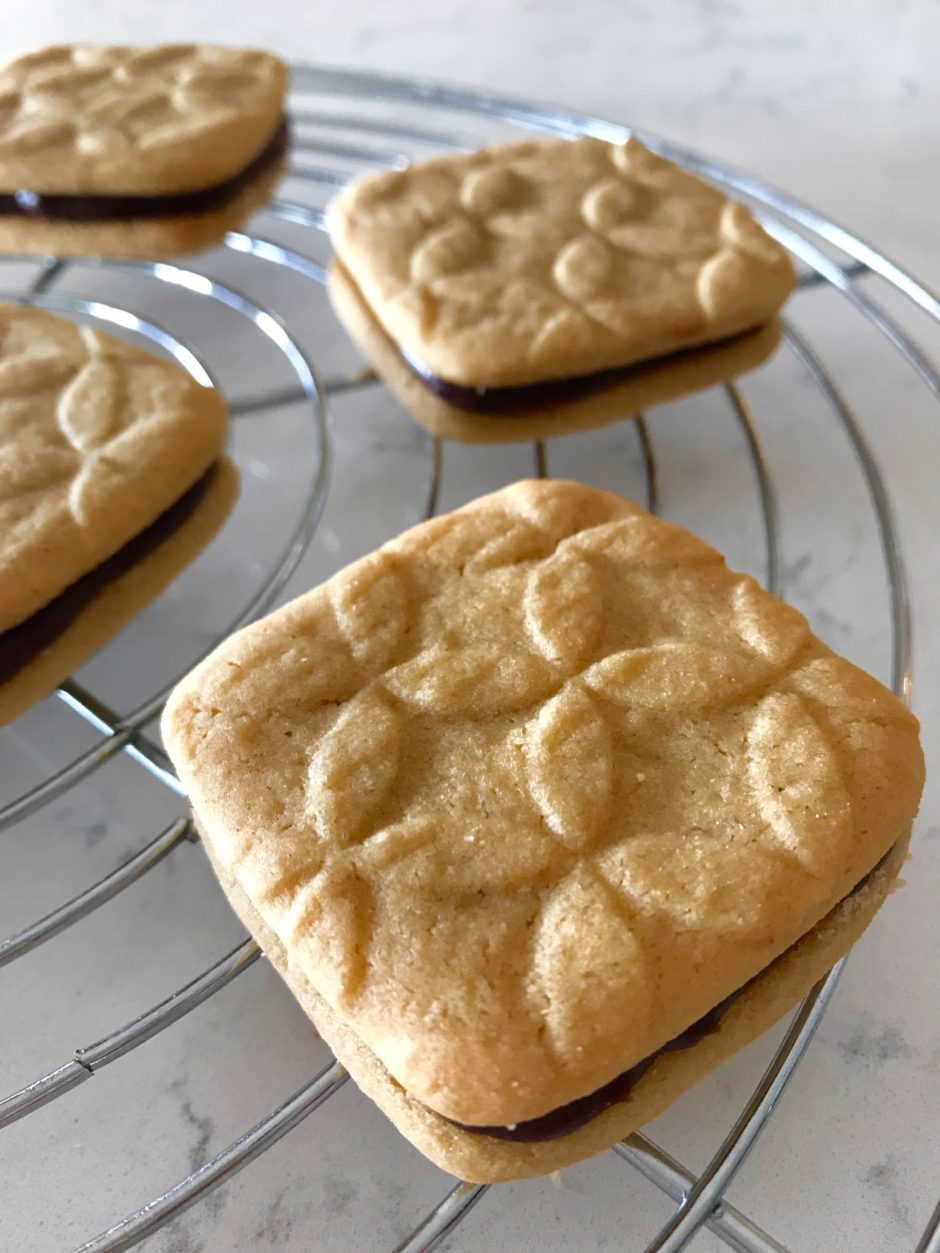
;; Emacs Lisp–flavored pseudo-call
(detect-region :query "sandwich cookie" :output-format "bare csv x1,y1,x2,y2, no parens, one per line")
0,302,232,722
0,44,288,258
162,480,923,1180
327,137,795,442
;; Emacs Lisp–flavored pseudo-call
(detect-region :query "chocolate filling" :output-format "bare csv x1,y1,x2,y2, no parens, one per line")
400,335,746,416
0,119,289,223
449,852,890,1142
0,464,217,684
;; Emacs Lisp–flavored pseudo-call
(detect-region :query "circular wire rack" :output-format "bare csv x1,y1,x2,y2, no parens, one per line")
1,65,938,1253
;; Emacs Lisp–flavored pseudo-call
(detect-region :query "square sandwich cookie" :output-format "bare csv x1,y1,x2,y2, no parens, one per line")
0,44,288,259
327,137,795,443
163,481,923,1182
0,302,233,723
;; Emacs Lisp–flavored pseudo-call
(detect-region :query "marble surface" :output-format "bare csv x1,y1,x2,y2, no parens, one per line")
1,5,938,1252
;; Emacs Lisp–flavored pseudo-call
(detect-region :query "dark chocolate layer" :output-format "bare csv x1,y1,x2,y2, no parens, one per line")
0,465,217,685
450,851,890,1142
0,119,288,223
401,335,750,416
451,985,744,1143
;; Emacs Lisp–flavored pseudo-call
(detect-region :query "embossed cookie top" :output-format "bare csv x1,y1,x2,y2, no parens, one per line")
327,137,796,388
0,303,227,632
0,44,287,194
163,481,923,1125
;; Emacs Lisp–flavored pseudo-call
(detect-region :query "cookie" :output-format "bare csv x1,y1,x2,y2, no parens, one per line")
162,480,923,1180
0,45,288,258
0,457,238,726
329,260,781,443
326,137,795,437
0,302,229,717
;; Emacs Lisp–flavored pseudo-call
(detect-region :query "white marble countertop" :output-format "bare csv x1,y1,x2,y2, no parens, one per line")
1,5,938,1252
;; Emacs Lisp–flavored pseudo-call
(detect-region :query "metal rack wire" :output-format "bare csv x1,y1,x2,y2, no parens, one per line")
1,65,938,1253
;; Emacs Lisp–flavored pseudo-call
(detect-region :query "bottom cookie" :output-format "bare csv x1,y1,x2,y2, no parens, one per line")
328,261,782,445
198,815,907,1183
0,163,284,260
0,457,239,725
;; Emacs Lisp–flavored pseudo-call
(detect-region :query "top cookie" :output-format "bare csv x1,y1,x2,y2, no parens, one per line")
162,480,923,1127
328,137,795,388
0,302,227,632
0,44,287,195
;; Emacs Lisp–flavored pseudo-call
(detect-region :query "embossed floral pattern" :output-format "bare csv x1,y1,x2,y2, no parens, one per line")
0,44,285,193
329,137,796,388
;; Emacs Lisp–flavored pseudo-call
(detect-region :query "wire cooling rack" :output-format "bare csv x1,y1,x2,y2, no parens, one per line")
1,65,939,1253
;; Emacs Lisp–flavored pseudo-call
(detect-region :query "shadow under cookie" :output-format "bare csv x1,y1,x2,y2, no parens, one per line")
0,456,239,725
329,261,782,444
